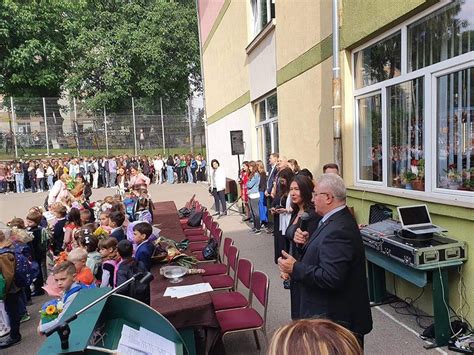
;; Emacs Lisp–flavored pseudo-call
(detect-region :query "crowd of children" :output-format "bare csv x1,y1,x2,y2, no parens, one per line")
0,173,156,349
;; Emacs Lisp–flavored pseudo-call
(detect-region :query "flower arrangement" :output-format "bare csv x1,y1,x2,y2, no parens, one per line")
40,299,64,324
444,164,462,182
153,236,197,268
93,226,109,240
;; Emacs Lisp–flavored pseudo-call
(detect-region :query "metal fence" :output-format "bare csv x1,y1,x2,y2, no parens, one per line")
0,96,206,160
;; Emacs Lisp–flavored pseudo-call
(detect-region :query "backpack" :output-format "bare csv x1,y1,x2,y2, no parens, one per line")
0,245,33,288
134,209,152,224
118,260,151,304
123,197,138,222
40,228,52,254
187,211,203,227
63,283,96,303
102,259,120,287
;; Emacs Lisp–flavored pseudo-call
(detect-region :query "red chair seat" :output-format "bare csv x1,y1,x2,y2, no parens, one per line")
216,308,263,333
183,228,205,236
189,242,208,252
202,274,233,289
211,292,248,311
187,234,208,243
201,263,227,276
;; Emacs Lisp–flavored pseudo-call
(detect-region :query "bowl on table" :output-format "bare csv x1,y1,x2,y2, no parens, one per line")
161,265,188,284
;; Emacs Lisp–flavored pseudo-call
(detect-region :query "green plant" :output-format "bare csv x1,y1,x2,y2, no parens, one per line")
402,171,417,183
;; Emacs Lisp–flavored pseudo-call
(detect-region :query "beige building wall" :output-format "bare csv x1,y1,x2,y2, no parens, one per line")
202,1,250,117
275,0,332,70
277,58,333,175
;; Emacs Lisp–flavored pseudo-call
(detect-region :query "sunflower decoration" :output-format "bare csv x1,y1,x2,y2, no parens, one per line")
40,299,63,324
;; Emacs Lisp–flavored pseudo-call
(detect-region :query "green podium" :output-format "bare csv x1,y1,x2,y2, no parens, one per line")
38,288,187,354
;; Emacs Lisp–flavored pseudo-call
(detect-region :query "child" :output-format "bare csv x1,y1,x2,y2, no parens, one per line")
134,196,152,224
50,203,67,255
80,209,92,226
63,208,81,252
37,261,86,335
0,230,22,349
77,232,101,279
116,240,150,305
67,248,94,286
98,237,119,288
98,211,112,233
26,210,46,296
132,222,154,272
109,211,126,242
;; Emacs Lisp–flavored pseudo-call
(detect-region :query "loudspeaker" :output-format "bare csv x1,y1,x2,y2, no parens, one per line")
230,130,244,155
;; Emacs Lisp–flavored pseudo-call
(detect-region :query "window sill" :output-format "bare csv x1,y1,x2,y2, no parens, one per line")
347,184,474,211
246,19,276,55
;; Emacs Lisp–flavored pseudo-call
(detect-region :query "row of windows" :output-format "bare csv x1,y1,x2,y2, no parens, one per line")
354,0,473,199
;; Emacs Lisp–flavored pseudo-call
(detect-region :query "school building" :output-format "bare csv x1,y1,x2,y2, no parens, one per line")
197,0,474,324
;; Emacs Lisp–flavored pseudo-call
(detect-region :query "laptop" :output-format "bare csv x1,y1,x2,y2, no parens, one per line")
397,204,447,235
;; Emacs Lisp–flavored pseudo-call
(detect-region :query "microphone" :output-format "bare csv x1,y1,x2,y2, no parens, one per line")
299,212,310,232
138,272,154,284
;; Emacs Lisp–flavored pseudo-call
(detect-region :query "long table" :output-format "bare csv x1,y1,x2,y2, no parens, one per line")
150,201,219,354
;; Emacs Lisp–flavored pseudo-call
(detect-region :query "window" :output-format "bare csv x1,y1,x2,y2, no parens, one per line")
255,93,278,169
436,67,473,191
353,1,474,199
354,31,401,89
251,0,275,36
408,0,474,72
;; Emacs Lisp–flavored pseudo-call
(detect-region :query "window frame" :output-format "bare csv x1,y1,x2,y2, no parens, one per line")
351,0,474,203
255,93,278,170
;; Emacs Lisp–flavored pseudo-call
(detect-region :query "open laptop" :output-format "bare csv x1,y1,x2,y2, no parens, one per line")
397,204,447,235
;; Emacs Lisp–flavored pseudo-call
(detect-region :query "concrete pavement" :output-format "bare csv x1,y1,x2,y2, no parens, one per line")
0,183,454,354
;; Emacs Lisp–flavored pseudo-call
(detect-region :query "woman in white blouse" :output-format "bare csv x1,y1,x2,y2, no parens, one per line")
209,159,227,216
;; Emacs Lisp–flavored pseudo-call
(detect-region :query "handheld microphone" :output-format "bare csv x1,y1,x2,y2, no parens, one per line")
299,212,310,232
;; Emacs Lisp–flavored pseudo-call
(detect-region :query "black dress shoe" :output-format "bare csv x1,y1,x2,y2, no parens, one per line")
0,336,21,349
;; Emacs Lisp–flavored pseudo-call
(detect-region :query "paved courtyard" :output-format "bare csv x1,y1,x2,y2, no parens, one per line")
0,183,454,354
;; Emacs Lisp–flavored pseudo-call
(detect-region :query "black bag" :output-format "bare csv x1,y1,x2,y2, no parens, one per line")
178,207,191,219
202,238,218,260
187,211,202,227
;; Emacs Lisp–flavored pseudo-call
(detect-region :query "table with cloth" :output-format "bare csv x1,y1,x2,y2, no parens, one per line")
150,201,220,354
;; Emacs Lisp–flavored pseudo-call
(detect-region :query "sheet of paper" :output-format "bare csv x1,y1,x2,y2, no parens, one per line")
117,343,148,355
118,324,177,355
163,283,213,299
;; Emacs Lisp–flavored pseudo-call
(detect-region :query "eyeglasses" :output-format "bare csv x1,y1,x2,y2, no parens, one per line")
312,191,331,198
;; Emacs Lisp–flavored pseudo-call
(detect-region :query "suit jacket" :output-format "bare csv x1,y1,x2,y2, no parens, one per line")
53,218,67,255
291,207,373,335
110,228,126,243
135,241,153,271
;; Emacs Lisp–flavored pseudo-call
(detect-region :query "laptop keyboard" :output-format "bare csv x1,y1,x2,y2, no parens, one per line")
409,225,435,231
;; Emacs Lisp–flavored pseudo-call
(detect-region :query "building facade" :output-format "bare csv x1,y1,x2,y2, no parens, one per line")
198,0,474,323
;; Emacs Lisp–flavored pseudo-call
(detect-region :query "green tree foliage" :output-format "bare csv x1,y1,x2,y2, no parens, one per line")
0,0,200,113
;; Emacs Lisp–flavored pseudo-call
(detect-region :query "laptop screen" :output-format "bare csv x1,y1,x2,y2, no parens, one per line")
398,205,431,226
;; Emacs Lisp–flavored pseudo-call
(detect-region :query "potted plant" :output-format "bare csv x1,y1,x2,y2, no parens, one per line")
412,159,425,191
444,164,462,189
401,171,417,190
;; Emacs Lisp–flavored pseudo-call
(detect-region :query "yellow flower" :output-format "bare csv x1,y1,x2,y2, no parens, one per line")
45,305,56,315
56,301,64,312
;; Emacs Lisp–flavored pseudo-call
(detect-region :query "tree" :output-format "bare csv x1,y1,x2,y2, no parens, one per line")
65,1,200,113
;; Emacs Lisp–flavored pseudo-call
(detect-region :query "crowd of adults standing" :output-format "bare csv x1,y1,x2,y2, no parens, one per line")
0,153,207,194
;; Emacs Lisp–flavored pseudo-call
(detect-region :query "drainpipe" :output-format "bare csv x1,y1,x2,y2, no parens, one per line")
332,0,343,176
195,0,210,180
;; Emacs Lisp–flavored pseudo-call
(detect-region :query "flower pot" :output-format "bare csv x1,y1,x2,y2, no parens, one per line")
405,183,413,190
412,179,424,191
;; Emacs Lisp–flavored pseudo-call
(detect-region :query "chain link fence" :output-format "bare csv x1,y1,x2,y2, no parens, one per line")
0,96,205,160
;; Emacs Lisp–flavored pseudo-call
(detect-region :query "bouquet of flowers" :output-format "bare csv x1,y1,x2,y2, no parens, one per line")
40,299,64,324
153,236,197,268
93,226,109,240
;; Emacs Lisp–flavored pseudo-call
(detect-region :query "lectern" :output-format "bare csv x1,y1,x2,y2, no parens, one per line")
38,288,187,354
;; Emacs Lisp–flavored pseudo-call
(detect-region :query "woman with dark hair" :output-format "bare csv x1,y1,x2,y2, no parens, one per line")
288,159,300,174
247,161,261,234
239,161,251,221
271,167,294,264
166,155,175,184
209,159,227,216
284,174,321,319
74,173,92,202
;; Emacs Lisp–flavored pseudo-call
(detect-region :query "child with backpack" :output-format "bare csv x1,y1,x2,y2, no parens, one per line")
77,232,101,279
98,237,119,288
134,196,153,224
26,210,48,297
116,240,151,305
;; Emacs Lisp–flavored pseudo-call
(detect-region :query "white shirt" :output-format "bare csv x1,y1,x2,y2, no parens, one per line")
210,166,226,191
153,159,164,171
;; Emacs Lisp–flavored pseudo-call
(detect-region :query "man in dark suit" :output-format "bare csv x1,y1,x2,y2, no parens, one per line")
278,173,372,346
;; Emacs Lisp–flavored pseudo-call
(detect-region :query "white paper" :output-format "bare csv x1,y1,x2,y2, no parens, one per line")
118,324,177,355
163,283,213,299
117,343,148,355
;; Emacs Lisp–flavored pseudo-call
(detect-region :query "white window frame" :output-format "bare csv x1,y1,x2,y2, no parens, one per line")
250,0,274,38
255,93,278,169
352,0,474,204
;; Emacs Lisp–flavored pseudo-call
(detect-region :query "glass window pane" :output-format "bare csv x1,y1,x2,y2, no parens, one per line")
354,32,401,89
258,100,266,122
256,127,263,166
437,67,474,192
273,121,279,153
358,94,383,181
267,94,277,118
387,78,424,190
260,0,268,30
408,1,474,72
264,123,272,167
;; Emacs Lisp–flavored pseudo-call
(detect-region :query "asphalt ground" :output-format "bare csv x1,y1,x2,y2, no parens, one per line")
0,183,456,354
